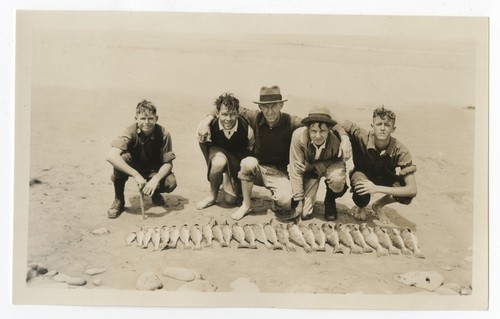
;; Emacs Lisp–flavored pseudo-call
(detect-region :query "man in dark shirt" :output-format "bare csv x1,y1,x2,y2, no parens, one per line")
105,100,177,219
197,93,255,210
343,106,417,224
198,86,352,220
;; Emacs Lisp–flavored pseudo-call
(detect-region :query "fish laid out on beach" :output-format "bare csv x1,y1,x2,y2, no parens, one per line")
190,224,203,250
179,224,192,249
374,226,400,255
349,223,374,253
299,223,321,252
337,224,363,254
212,221,227,248
275,223,296,252
232,223,250,248
202,223,213,248
222,221,232,248
169,225,180,249
388,228,412,255
264,220,284,250
123,221,425,257
309,223,327,252
400,227,425,258
359,223,389,257
243,224,258,249
287,223,313,254
252,224,273,250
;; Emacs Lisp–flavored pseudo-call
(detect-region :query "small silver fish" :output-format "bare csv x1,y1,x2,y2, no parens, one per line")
136,228,145,247
151,227,161,250
231,223,249,248
321,223,344,254
222,220,232,247
374,226,400,255
388,228,412,255
190,224,203,250
275,223,296,252
180,224,192,249
309,223,327,252
359,223,389,257
141,228,154,249
168,225,180,248
349,223,374,253
287,223,313,253
264,221,284,250
159,225,170,250
212,221,227,247
202,223,213,247
336,223,363,254
243,224,257,249
125,232,136,246
299,223,320,251
400,227,425,258
252,224,273,249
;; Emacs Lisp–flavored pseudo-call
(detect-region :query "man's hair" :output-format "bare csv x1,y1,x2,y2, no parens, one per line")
136,99,157,115
373,105,396,124
214,93,240,112
308,121,333,129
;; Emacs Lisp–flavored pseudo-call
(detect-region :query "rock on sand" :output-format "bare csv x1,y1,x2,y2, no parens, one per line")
177,279,217,292
161,267,202,282
136,272,163,291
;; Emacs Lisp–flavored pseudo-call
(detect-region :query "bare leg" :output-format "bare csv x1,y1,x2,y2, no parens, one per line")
231,180,253,220
197,156,226,210
372,195,396,223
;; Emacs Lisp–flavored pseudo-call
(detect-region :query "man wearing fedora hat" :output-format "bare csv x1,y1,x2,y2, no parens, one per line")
197,85,352,221
288,106,348,221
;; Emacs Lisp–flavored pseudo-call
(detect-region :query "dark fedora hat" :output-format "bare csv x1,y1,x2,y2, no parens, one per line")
253,85,288,104
301,106,335,125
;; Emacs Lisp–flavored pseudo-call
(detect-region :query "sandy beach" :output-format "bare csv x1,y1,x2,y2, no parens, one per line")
16,12,486,307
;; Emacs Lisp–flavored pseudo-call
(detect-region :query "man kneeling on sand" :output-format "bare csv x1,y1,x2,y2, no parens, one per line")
342,106,417,224
106,100,177,219
197,93,255,209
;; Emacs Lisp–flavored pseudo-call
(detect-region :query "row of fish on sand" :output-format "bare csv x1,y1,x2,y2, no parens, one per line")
125,219,424,257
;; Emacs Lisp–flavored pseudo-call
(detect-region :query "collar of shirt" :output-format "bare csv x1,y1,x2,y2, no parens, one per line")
218,119,239,137
367,131,395,156
311,140,327,160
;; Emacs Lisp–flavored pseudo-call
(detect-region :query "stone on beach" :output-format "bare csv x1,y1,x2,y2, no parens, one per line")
91,227,110,235
136,272,163,290
161,267,202,282
67,277,87,286
85,268,107,276
177,279,217,292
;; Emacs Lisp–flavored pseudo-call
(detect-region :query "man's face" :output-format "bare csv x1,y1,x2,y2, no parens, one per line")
135,111,158,135
258,102,283,126
371,116,396,142
309,122,330,146
217,104,238,130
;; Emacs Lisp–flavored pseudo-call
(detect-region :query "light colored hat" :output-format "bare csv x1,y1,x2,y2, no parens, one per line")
301,106,335,125
253,85,288,104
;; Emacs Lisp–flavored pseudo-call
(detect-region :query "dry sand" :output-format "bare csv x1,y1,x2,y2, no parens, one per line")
23,15,478,301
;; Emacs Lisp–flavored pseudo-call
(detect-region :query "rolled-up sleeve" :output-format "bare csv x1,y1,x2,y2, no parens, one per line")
289,128,307,201
161,129,176,163
397,150,416,176
110,127,134,151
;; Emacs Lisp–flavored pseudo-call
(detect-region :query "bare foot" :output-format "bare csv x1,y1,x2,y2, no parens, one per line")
348,207,367,221
231,205,251,221
196,196,216,210
372,202,391,224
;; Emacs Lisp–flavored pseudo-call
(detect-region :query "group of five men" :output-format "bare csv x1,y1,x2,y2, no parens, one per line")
106,86,417,224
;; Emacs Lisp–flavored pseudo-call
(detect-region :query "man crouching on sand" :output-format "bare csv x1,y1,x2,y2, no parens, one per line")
106,100,177,219
197,93,255,210
343,106,417,224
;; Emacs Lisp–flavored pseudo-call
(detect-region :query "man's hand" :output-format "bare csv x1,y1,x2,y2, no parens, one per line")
294,160,314,174
354,179,378,195
338,135,352,161
197,117,213,143
133,174,147,193
142,177,160,197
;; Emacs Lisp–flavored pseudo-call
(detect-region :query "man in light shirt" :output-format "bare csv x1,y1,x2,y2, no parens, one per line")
197,93,255,210
289,106,347,221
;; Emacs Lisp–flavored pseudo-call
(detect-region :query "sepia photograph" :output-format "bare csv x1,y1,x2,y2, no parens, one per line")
11,9,488,311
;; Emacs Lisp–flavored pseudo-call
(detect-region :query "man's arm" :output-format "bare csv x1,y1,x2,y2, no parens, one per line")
289,128,307,201
332,123,352,161
106,147,147,189
354,173,417,198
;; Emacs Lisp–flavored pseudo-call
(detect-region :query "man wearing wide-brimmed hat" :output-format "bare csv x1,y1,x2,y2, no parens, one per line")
288,106,348,221
197,85,352,221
